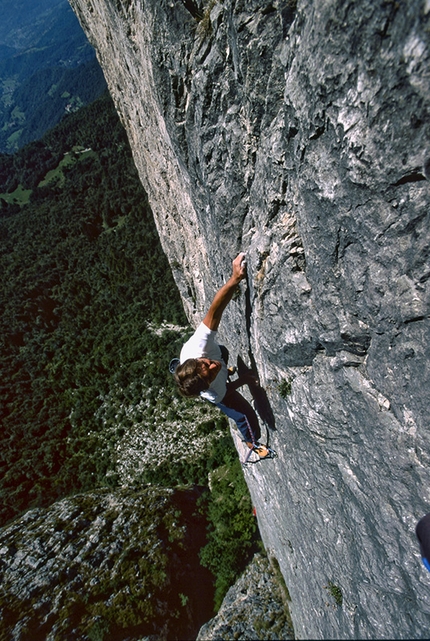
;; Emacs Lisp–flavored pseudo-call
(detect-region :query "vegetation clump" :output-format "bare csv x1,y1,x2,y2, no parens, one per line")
196,0,219,39
199,457,259,610
325,581,343,607
277,378,293,398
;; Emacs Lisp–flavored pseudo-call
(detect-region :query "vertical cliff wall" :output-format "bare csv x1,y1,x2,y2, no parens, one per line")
69,1,430,637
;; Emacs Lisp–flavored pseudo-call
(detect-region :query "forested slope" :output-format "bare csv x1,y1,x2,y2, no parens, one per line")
0,94,260,627
0,92,186,523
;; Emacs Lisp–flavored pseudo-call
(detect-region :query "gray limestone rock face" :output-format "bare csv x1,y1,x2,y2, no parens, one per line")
69,0,430,638
196,552,294,640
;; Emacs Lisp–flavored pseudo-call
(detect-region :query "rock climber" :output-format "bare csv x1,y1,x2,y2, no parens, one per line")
172,252,270,459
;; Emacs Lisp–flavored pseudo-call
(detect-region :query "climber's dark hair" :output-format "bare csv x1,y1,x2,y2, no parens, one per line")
174,358,209,397
174,359,208,397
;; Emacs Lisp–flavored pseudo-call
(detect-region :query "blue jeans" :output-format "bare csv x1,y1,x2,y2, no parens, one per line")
216,387,261,444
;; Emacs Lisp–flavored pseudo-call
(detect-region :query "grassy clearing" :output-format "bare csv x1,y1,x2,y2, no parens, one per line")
0,146,96,201
0,183,32,205
38,146,96,188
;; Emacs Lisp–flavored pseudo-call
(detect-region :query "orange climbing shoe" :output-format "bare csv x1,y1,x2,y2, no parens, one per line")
242,442,277,465
254,445,270,458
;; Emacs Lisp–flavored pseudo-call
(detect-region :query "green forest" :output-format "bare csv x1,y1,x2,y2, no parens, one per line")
0,91,258,620
0,0,105,153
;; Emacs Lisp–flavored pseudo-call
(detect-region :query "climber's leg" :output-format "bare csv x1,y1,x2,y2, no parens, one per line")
221,389,261,443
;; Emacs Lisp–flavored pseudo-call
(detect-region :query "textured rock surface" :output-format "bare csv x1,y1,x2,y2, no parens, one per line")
197,553,294,640
0,487,213,640
69,0,430,638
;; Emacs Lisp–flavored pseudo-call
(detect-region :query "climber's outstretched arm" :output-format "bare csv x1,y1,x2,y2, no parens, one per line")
203,253,246,331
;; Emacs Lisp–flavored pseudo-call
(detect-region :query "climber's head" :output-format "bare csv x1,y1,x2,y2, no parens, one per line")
174,358,221,397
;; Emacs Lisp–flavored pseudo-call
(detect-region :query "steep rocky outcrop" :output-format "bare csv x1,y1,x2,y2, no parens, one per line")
69,1,430,638
0,487,214,640
197,553,294,640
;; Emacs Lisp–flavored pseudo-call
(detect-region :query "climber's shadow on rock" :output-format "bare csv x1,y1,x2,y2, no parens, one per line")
237,356,276,431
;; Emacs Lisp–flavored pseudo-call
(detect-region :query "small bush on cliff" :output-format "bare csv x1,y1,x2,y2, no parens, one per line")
326,581,343,607
196,0,218,39
277,377,293,398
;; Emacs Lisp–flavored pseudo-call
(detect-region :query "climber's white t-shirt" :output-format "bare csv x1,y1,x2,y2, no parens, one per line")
180,322,228,403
